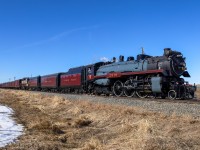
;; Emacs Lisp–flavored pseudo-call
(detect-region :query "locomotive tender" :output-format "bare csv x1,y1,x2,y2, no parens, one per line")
0,48,196,100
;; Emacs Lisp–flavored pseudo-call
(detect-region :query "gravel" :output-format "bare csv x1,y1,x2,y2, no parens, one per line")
33,91,200,117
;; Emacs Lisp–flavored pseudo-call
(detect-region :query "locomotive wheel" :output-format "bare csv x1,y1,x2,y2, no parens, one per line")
112,80,124,97
124,80,135,97
136,91,148,98
168,90,177,100
149,93,157,99
93,86,101,96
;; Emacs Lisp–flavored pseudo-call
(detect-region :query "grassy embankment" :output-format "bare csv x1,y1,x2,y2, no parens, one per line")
0,89,200,150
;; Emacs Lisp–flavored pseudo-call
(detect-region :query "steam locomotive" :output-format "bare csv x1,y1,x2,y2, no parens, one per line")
0,48,196,100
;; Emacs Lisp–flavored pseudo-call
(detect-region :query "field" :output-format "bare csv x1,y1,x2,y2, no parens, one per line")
0,89,200,150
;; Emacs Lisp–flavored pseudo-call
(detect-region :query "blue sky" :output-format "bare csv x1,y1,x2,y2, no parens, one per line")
0,0,199,84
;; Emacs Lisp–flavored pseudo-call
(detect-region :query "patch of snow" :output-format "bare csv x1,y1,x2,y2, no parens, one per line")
0,105,23,148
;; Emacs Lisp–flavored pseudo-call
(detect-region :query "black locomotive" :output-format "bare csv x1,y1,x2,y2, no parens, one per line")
92,48,196,99
0,48,196,100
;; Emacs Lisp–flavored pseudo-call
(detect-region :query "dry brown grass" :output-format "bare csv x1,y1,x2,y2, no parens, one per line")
83,138,103,150
0,89,200,150
73,115,92,128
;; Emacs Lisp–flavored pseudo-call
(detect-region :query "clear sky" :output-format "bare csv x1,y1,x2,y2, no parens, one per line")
0,0,199,84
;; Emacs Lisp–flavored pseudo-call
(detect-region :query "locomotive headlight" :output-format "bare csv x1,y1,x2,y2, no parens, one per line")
180,62,186,67
178,67,185,71
182,67,186,71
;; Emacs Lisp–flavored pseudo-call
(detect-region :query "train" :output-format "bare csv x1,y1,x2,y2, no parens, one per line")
0,48,196,100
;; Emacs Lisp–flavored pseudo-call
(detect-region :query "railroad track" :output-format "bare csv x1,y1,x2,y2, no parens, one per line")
29,90,200,105
92,94,200,105
2,89,200,117
133,97,200,104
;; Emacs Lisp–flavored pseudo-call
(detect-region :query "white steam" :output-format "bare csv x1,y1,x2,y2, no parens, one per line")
100,57,109,62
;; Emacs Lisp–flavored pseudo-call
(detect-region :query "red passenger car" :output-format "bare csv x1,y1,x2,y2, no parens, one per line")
9,81,15,88
60,66,83,88
14,80,21,88
41,73,62,90
29,76,40,90
60,73,81,86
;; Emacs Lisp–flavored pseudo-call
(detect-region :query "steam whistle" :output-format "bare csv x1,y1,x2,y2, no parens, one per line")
141,47,144,54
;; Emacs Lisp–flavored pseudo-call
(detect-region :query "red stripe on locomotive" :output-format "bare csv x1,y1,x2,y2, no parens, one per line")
93,69,164,79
